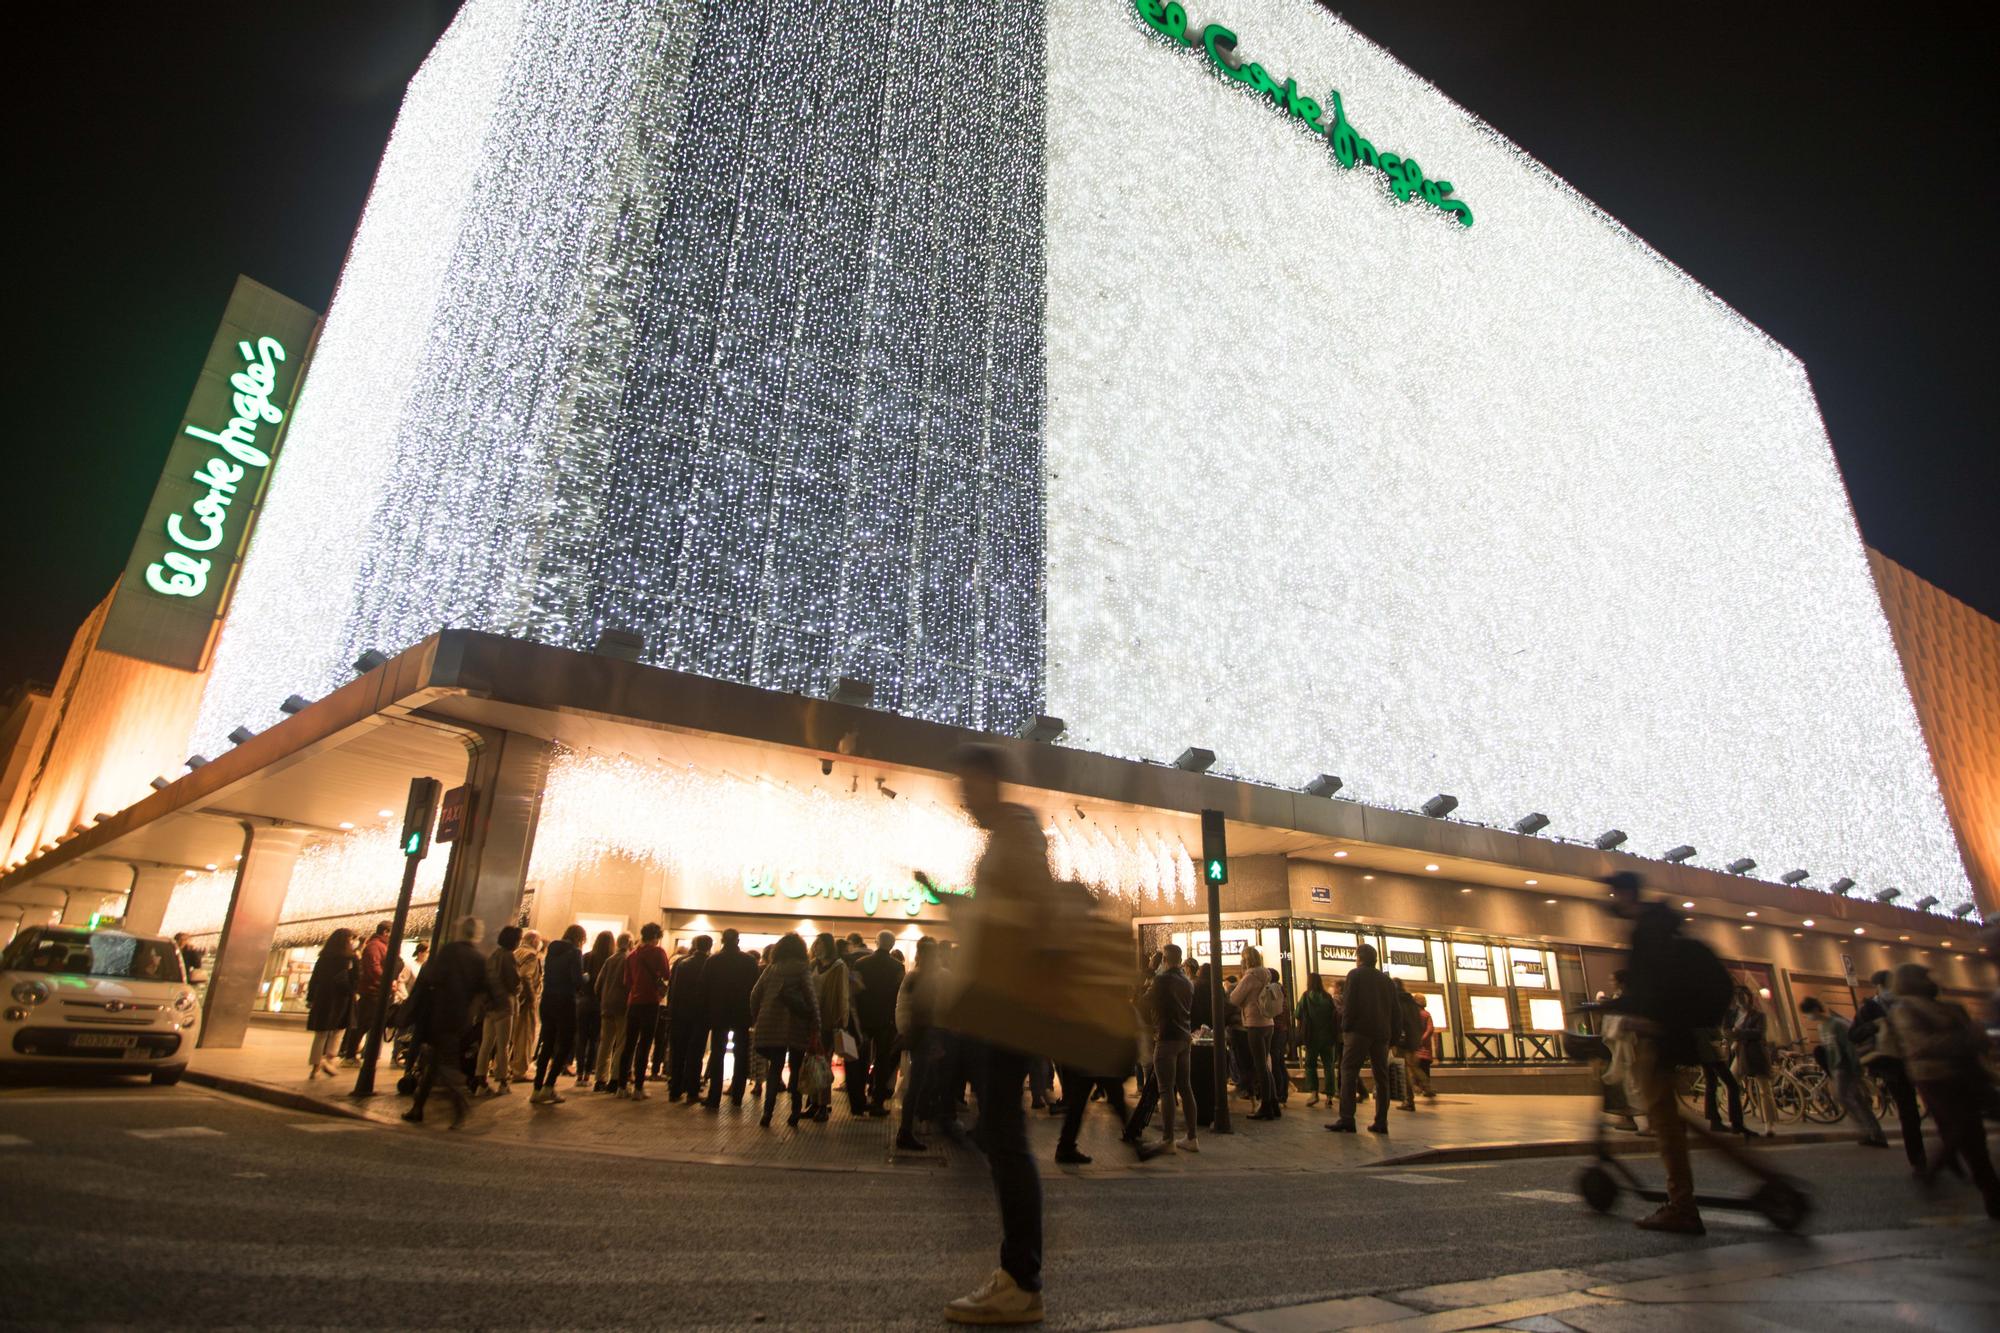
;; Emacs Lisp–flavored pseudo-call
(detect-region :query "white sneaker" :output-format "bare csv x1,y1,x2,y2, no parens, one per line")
1145,1138,1177,1156
944,1268,1043,1325
1179,1136,1199,1153
630,1087,650,1101
530,1087,560,1105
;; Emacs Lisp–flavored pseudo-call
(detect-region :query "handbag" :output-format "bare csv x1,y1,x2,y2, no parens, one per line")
835,1028,860,1060
941,879,1137,1076
800,1052,833,1100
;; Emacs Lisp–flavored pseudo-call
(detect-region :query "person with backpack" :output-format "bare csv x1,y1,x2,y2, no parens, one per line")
1228,947,1283,1120
1602,871,1734,1235
1849,968,1926,1173
1799,997,1888,1148
1296,972,1339,1109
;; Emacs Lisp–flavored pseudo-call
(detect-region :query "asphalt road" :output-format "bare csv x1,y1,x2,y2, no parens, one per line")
0,1079,1991,1329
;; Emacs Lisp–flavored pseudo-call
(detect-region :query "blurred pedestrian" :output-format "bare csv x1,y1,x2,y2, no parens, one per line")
474,925,522,1095
402,916,497,1131
1888,963,1999,1218
1799,998,1887,1147
1850,969,1926,1173
809,932,849,1121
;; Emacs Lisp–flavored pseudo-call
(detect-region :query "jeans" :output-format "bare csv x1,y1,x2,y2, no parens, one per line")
1337,1038,1391,1128
1244,1027,1278,1115
705,1024,751,1105
573,999,598,1077
1701,1060,1744,1130
339,992,381,1058
1872,1059,1925,1170
475,1010,513,1088
1057,1062,1131,1151
861,1024,899,1109
307,1028,342,1069
760,1046,804,1122
977,1044,1042,1293
1154,1038,1195,1142
669,1017,706,1097
533,1001,577,1091
621,1002,660,1090
899,1027,938,1136
594,1011,626,1084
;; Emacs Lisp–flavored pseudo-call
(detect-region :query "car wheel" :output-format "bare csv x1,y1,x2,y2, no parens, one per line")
151,1068,184,1087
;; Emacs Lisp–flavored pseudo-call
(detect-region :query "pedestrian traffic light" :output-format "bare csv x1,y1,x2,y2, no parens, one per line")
401,777,443,860
1201,808,1227,885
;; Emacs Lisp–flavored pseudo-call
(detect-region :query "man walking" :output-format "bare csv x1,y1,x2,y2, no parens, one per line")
339,921,394,1063
1799,998,1888,1147
667,934,711,1102
852,929,905,1116
1325,943,1401,1135
1850,969,1926,1174
620,922,671,1098
402,916,499,1131
474,924,521,1094
700,928,758,1109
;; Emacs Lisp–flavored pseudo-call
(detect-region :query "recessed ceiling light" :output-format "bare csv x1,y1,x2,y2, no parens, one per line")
1792,932,1803,938
1682,901,1695,908
1940,940,1951,948
1525,879,1538,886
377,808,394,818
1362,875,1375,881
1333,850,1348,858
204,863,217,871
1740,924,1753,930
1899,935,1910,941
338,821,355,830
1802,919,1815,927
1853,927,1866,935
1425,864,1440,872
1745,911,1757,918
1460,887,1473,894
1544,897,1558,905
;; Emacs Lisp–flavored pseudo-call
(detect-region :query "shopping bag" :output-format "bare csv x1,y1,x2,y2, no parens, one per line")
835,1028,859,1061
942,879,1136,1077
800,1052,833,1100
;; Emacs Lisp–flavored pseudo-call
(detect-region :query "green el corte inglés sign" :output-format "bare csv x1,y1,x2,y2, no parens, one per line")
1133,0,1474,227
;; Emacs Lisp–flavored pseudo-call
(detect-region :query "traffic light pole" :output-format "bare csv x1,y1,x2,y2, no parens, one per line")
350,853,421,1098
1205,872,1232,1135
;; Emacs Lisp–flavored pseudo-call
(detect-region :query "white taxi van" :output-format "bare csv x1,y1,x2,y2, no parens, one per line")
1,924,201,1083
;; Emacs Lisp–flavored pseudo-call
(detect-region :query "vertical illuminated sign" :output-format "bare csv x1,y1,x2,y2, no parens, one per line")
98,276,319,671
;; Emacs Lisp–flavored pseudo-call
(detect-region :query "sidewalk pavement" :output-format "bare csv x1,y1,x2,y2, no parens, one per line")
1121,1222,1998,1332
187,1023,1868,1174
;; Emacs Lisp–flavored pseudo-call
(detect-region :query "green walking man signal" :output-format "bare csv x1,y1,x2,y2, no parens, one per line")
401,777,443,860
1201,808,1228,885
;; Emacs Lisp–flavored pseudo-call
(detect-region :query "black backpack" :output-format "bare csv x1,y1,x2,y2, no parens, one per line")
1668,936,1734,1029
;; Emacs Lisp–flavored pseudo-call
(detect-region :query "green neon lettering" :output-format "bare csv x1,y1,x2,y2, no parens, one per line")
1145,12,1471,226
144,551,210,598
153,336,288,600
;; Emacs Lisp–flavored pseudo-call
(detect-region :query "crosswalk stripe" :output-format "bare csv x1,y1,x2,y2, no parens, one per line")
1374,1172,1455,1184
126,1126,224,1140
1505,1189,1583,1203
287,1121,374,1133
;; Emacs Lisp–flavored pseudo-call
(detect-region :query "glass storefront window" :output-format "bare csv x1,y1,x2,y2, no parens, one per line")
1452,942,1494,984
1313,930,1360,975
1468,994,1511,1031
1527,996,1567,1031
1383,935,1429,981
1418,991,1449,1031
1509,946,1551,989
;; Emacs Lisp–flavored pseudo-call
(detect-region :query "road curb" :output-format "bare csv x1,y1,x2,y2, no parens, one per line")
184,1068,379,1122
1374,1128,1860,1167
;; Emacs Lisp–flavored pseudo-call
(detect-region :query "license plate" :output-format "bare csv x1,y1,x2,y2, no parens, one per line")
74,1034,137,1049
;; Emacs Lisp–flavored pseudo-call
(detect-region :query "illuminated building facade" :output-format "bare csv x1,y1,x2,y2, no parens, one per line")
6,3,1990,1057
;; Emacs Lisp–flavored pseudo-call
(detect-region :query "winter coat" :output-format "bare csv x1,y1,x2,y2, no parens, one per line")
513,946,543,1014
594,948,631,1018
1397,991,1427,1055
1229,968,1274,1029
668,950,708,1018
749,957,820,1051
305,952,356,1031
814,958,850,1033
1295,989,1338,1047
1889,993,1984,1083
896,965,942,1036
540,937,586,1014
701,944,759,1027
413,939,499,1043
1339,964,1402,1045
356,933,391,997
1731,1006,1773,1079
852,948,905,1031
485,945,521,1007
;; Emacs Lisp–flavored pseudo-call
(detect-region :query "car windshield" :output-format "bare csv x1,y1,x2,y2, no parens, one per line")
0,929,184,982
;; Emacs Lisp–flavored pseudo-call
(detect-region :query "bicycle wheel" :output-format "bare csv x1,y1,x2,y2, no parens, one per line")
1801,1077,1845,1124
1676,1067,1706,1115
1769,1074,1806,1124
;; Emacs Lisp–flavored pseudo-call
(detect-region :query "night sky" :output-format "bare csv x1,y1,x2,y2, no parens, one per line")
5,2,1992,692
